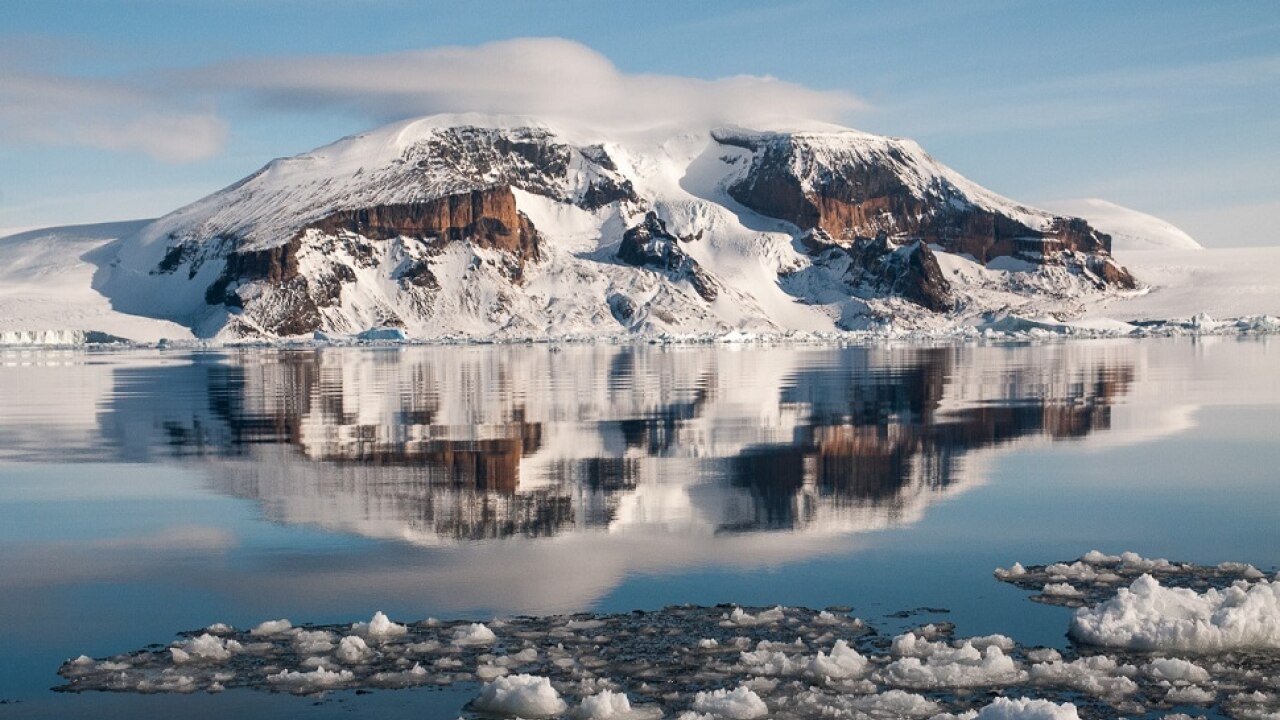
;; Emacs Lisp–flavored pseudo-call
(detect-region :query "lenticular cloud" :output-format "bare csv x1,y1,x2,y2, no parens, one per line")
195,37,865,132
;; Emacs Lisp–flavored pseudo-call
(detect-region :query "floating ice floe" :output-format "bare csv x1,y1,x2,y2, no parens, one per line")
1070,574,1280,651
352,610,408,641
684,685,769,719
721,606,786,628
971,696,1081,720
452,622,499,646
569,689,663,720
995,549,1265,607
57,555,1280,719
472,674,568,718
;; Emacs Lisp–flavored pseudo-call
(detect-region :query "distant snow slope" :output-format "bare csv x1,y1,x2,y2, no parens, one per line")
1042,199,1202,253
1088,246,1280,321
0,221,194,344
0,226,40,240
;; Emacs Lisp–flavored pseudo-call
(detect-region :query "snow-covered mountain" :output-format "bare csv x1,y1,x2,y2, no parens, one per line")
90,113,1143,340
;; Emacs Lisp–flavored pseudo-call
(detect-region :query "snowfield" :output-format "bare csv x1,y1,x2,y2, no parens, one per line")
0,221,194,344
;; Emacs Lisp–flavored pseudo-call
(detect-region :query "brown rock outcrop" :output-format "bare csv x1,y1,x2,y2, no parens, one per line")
721,132,1135,290
302,185,540,266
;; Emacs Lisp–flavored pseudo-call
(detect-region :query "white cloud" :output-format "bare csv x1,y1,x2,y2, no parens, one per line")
0,71,227,163
197,37,865,131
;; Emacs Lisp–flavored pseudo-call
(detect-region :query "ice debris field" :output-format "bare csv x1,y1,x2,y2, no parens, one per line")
60,553,1279,720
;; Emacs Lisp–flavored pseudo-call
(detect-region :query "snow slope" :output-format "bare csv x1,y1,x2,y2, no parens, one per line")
1086,247,1280,321
0,221,194,344
1042,199,1202,253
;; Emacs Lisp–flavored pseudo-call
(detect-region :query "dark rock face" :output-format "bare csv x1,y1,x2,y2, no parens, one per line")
616,212,718,302
843,234,952,312
720,132,1135,290
418,127,639,210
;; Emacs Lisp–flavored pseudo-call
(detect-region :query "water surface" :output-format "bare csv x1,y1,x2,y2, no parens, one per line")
1,338,1276,717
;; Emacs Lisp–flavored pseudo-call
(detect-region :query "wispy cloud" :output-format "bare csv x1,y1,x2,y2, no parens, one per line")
0,37,864,160
0,70,227,162
194,37,866,131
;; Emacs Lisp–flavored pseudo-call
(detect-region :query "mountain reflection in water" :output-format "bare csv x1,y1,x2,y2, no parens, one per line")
92,345,1134,544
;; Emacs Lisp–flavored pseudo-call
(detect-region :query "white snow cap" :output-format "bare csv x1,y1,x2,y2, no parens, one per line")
1070,575,1280,651
472,673,568,718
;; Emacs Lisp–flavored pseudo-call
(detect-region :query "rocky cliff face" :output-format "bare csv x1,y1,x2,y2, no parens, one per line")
616,212,717,302
718,130,1135,290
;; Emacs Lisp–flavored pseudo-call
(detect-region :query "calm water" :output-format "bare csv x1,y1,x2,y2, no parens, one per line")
0,338,1277,718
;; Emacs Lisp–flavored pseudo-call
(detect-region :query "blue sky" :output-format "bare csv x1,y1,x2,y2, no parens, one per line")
1,0,1277,246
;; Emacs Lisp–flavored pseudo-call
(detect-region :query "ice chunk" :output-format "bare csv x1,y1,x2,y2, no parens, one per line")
1025,648,1062,663
1118,551,1176,572
292,629,335,654
1218,562,1265,580
1141,657,1211,684
472,674,568,718
1070,575,1280,650
720,606,785,628
352,611,407,641
1165,685,1215,704
995,562,1027,578
975,697,1081,720
266,666,354,692
369,662,431,688
1028,655,1138,697
878,643,1026,688
335,635,370,664
171,633,240,663
570,690,662,720
805,639,869,680
964,634,1016,652
689,685,769,719
789,688,940,718
1081,550,1120,563
452,622,498,646
249,619,292,636
356,327,407,342
476,664,509,680
1041,583,1083,598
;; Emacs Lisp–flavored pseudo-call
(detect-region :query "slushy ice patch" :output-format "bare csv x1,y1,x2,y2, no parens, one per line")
58,554,1279,719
